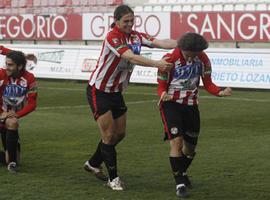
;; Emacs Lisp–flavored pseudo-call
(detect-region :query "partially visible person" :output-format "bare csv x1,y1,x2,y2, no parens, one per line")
157,32,232,198
84,4,176,191
0,50,37,173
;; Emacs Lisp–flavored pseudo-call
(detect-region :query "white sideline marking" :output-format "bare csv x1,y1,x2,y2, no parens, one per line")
40,87,270,103
37,100,157,110
40,87,85,91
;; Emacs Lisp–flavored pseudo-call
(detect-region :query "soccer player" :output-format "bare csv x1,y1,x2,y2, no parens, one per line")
157,32,232,198
0,50,37,173
84,4,177,190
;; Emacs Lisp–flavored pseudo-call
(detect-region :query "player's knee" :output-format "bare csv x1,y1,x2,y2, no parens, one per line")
170,137,183,153
102,132,116,144
5,117,19,130
170,137,183,147
182,144,196,157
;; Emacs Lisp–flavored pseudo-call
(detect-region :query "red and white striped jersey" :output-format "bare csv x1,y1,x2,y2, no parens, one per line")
0,68,37,118
157,48,221,105
89,26,155,93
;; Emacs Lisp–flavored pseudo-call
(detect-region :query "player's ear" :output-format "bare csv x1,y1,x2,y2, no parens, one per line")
18,64,23,71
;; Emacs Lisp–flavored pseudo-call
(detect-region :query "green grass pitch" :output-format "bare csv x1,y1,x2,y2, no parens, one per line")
0,79,269,200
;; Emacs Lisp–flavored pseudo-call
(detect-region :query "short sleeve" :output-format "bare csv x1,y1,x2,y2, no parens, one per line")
106,33,129,57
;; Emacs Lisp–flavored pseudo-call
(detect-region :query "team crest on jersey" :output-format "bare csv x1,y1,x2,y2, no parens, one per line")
171,127,178,135
19,78,27,87
112,38,121,45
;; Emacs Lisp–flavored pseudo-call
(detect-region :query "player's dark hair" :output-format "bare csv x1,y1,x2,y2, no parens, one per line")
6,50,27,70
111,4,134,28
177,32,208,52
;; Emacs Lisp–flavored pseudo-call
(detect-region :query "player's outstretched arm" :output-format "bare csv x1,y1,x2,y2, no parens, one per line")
0,45,37,63
152,39,177,49
121,49,173,72
25,54,37,63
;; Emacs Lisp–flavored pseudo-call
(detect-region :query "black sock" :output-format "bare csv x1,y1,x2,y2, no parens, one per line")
181,152,194,173
6,129,19,163
0,151,5,165
0,128,6,151
89,140,103,168
101,143,117,181
169,157,184,185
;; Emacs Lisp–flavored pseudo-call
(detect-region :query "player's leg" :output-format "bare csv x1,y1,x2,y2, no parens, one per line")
0,127,6,165
84,85,107,181
181,105,201,188
5,117,19,173
169,136,189,198
97,111,124,190
113,113,126,146
99,113,127,190
110,90,127,146
100,92,127,190
160,101,188,198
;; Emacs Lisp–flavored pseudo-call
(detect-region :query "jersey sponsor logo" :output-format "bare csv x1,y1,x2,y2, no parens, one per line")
173,62,202,80
172,61,203,90
3,84,27,107
127,43,141,55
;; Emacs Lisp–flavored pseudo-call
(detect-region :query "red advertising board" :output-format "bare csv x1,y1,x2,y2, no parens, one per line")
0,12,269,42
0,14,82,40
171,12,270,42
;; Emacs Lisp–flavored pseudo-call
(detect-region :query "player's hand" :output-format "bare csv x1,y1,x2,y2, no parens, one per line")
0,112,9,121
155,57,173,72
158,91,173,106
25,54,37,64
0,111,8,118
0,111,17,120
6,110,18,118
219,87,232,97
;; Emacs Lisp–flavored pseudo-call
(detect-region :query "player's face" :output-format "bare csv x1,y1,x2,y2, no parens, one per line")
5,58,20,77
181,50,200,63
116,13,134,34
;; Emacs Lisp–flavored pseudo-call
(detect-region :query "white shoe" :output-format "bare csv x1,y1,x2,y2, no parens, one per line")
7,162,18,173
84,161,107,181
107,177,124,191
176,183,188,198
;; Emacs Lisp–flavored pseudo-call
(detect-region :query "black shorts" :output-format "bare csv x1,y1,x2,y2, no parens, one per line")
87,84,127,120
159,101,200,145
